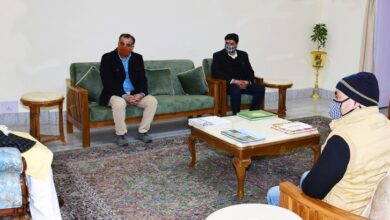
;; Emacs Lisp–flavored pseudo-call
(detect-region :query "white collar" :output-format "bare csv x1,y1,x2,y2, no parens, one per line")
0,125,10,135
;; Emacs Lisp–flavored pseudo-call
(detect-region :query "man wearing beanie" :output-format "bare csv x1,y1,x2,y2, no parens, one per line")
211,33,265,115
267,72,390,216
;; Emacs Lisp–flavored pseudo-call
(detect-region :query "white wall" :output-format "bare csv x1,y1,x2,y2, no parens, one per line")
0,0,366,112
319,0,367,91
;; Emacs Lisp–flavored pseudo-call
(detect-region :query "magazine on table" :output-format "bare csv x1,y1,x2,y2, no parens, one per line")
237,110,277,121
188,116,231,129
221,128,266,143
271,121,317,134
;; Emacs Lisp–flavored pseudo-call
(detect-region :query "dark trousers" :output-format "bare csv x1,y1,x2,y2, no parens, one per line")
228,83,265,115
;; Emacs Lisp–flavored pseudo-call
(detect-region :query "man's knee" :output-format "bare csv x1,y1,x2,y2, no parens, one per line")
266,186,280,206
253,83,265,94
144,95,158,108
228,84,241,96
110,96,127,110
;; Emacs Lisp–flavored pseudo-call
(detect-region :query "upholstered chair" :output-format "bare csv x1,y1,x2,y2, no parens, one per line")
279,172,390,220
202,58,265,116
0,147,28,218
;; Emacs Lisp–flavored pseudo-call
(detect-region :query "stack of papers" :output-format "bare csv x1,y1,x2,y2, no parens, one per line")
221,128,266,143
271,121,317,134
237,110,277,121
188,116,231,129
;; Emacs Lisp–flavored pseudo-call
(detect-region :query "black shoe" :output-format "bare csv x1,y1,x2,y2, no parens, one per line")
116,134,129,146
137,132,152,143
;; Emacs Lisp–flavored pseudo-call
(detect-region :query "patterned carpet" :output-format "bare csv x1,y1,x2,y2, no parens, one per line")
53,116,331,220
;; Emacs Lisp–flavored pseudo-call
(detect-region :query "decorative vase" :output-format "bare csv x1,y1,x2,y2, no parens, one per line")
310,51,327,100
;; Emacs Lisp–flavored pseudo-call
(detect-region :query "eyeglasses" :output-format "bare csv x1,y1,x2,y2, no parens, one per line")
119,41,134,48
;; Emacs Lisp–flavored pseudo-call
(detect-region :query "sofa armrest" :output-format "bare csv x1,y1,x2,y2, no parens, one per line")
280,181,367,220
206,77,221,115
255,76,264,85
66,79,89,125
0,147,23,173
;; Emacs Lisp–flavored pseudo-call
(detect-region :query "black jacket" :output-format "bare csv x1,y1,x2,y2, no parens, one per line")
99,49,148,106
211,49,255,83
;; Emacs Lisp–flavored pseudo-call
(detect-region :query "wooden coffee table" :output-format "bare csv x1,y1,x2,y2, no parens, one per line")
188,116,320,199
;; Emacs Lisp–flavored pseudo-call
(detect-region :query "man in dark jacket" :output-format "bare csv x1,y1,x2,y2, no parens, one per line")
99,33,157,145
211,33,265,115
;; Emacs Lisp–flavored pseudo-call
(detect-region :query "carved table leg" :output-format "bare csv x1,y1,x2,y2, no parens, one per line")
232,157,252,199
188,135,197,167
310,143,321,166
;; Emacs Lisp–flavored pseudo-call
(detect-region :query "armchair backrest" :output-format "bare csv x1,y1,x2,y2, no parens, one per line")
0,147,24,209
202,58,213,77
363,171,390,219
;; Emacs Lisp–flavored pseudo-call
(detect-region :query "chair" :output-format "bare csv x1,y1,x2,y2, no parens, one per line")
202,58,265,116
279,173,390,220
0,147,29,219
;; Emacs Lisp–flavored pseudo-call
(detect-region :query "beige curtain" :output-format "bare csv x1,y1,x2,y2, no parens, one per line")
359,0,376,72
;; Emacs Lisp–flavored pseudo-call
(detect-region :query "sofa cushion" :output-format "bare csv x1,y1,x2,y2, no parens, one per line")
154,95,214,114
70,62,100,83
75,66,103,102
145,68,174,96
88,95,214,121
177,67,209,95
144,60,195,95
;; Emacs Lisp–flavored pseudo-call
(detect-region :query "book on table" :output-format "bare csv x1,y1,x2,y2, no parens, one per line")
271,121,317,134
237,110,277,121
188,116,231,129
221,128,266,143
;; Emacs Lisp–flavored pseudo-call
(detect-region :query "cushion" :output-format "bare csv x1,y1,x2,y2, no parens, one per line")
177,66,209,95
145,68,174,96
75,66,103,102
368,175,390,219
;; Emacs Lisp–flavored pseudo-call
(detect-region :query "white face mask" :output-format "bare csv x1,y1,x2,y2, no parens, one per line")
328,98,349,119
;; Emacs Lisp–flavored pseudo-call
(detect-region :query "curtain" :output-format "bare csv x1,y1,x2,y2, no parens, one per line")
359,0,376,72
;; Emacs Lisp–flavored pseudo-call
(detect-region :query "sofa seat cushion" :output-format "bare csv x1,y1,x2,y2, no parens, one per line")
154,95,214,114
88,95,215,122
88,102,143,122
227,94,253,106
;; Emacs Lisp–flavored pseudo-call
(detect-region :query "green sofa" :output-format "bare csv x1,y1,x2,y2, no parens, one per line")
66,59,219,147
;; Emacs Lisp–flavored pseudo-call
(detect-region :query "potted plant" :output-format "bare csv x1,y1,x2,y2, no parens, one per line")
310,23,328,68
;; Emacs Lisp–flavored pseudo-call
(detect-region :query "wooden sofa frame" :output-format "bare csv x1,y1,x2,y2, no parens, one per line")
280,181,367,220
66,78,220,147
0,158,29,218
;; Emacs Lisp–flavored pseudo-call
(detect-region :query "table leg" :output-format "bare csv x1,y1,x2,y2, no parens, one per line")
30,106,41,141
58,102,66,144
310,143,321,166
232,157,252,199
278,87,288,116
188,135,197,167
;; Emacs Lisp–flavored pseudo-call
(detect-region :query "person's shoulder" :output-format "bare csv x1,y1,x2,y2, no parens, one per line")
131,52,143,58
237,50,248,56
101,49,116,59
213,49,226,57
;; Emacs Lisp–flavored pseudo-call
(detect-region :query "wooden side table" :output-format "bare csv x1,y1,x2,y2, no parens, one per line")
263,79,293,117
20,92,66,144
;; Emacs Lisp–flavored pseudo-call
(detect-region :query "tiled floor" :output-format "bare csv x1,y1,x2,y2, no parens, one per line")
5,97,389,152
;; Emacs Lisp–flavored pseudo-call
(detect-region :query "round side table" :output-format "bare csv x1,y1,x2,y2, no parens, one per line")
206,203,302,220
20,92,66,144
263,79,293,117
